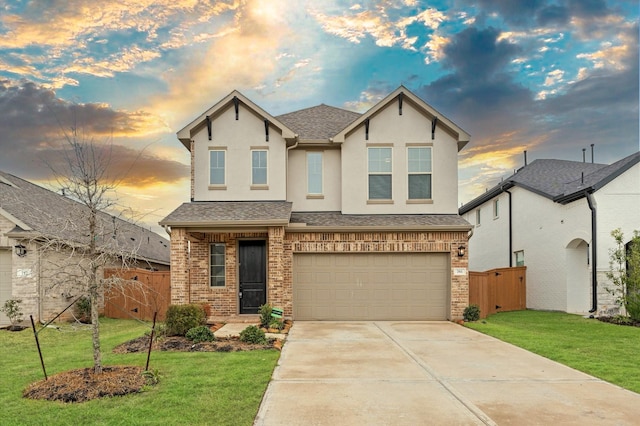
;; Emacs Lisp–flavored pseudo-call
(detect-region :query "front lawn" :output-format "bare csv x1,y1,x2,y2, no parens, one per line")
465,310,640,393
0,318,279,425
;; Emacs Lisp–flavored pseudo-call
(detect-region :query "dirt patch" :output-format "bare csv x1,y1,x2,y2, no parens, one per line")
23,366,149,403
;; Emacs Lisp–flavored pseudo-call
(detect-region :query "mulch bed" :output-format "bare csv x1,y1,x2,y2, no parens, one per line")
597,316,640,327
112,335,280,353
23,366,147,403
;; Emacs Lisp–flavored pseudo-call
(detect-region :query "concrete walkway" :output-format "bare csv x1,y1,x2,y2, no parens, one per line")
255,321,640,425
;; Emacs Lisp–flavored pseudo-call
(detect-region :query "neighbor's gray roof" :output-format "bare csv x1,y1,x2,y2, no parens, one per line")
0,171,170,265
459,151,640,213
276,104,361,140
289,212,472,230
159,201,293,226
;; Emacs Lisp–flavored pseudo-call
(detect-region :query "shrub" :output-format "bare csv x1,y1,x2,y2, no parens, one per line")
258,304,272,328
239,325,267,345
185,325,215,343
268,318,284,331
463,304,481,322
73,296,91,323
165,304,206,336
1,298,24,326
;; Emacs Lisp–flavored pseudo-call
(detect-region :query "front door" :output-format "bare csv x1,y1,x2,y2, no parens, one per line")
239,240,266,314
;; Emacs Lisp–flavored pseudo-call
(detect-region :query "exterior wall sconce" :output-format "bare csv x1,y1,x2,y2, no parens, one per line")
15,244,27,257
457,245,466,257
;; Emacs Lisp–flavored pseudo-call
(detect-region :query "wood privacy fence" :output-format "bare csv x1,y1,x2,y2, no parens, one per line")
103,268,171,321
469,266,526,319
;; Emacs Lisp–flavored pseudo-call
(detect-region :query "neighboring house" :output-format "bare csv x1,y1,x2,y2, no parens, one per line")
0,171,170,326
160,86,472,321
459,151,640,315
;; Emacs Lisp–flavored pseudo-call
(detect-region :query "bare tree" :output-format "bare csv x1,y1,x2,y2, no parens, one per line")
37,129,143,374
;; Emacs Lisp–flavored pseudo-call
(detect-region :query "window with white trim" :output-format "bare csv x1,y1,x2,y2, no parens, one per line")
515,250,524,267
407,147,432,199
251,150,268,185
368,147,392,200
210,243,225,287
307,151,323,194
209,150,225,185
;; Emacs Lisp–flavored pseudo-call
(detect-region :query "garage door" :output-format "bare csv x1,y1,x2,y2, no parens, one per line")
293,253,449,320
0,249,12,325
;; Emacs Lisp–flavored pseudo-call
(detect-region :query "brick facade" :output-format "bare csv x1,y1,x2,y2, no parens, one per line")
171,228,469,321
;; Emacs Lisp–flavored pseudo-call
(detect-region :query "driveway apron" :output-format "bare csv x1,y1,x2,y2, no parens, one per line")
254,321,640,425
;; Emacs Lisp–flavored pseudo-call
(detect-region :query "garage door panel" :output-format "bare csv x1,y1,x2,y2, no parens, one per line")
294,253,449,320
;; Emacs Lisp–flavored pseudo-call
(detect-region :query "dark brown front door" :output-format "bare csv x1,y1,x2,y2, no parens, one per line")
239,240,266,314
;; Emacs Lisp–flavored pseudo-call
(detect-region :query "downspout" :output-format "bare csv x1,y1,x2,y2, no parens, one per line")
586,192,597,313
502,186,513,267
285,135,300,201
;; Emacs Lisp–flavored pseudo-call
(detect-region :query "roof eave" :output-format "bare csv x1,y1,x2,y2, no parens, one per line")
159,219,290,228
0,207,33,231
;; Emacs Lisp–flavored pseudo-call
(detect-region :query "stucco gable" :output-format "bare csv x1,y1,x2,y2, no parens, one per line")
177,90,296,149
331,86,470,150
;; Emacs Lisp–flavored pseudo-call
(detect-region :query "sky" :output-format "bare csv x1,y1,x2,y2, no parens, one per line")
0,0,638,235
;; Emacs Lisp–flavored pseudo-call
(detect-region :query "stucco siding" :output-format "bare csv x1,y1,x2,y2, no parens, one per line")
465,192,510,271
341,100,459,215
192,103,287,201
287,148,342,211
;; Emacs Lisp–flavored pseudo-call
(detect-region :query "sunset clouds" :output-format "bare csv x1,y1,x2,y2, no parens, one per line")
0,0,637,231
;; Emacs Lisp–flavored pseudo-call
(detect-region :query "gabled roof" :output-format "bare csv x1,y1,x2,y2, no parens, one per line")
459,151,640,214
276,104,361,140
0,171,170,265
159,201,293,227
332,86,471,151
176,90,296,149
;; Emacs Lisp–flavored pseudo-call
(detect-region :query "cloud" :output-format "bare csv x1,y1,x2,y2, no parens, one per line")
0,79,187,186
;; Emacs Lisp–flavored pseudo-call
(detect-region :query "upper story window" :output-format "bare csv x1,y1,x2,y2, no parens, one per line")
209,149,226,185
407,147,432,200
251,150,268,185
307,151,323,195
210,243,226,287
493,199,500,219
368,147,392,200
476,209,481,226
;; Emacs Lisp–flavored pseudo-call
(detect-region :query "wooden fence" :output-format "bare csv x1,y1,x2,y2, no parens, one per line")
103,268,171,321
469,266,526,318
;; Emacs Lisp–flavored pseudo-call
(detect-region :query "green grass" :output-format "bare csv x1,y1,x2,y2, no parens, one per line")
0,318,280,425
465,310,640,393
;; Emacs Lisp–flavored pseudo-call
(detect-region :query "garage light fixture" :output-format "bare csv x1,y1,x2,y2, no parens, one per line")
14,244,27,257
457,245,466,257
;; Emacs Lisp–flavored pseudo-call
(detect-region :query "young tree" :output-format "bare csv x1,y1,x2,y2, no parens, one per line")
606,229,640,321
35,130,144,374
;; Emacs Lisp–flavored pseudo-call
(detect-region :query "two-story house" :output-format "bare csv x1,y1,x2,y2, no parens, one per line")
160,87,472,321
459,151,640,315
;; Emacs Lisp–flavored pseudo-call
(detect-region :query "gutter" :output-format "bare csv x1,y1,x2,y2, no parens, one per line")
586,192,598,313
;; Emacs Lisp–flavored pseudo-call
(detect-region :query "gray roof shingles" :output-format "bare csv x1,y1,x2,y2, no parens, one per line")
459,151,640,213
276,104,361,140
160,201,293,225
289,211,471,229
0,171,170,265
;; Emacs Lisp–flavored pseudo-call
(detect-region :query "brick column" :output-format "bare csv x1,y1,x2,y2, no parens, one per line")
268,226,288,314
170,227,189,305
450,233,470,319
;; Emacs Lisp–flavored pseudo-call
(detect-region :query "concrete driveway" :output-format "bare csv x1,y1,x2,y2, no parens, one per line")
255,321,640,425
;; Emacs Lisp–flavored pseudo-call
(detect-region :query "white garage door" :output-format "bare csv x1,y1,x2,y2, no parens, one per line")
293,253,449,320
0,249,12,325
